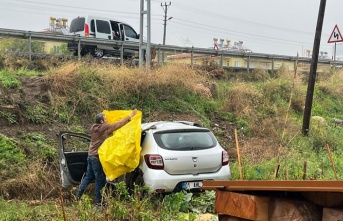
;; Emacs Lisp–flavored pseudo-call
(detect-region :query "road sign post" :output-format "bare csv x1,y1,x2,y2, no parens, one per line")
328,24,343,61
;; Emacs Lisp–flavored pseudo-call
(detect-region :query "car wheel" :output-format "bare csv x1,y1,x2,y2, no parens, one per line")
126,169,144,195
92,48,104,58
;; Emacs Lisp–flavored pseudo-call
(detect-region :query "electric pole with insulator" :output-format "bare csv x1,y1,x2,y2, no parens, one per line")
302,0,326,136
161,2,171,45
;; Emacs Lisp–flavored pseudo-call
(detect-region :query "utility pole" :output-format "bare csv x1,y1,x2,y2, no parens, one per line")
302,0,326,135
139,0,151,72
161,2,171,45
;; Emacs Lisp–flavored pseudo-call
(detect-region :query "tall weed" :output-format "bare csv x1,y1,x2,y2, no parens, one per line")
0,69,21,88
48,62,211,118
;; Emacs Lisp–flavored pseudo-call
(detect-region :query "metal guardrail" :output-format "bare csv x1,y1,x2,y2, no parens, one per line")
1,27,343,68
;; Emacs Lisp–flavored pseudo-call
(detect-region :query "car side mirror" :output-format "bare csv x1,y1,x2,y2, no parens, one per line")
137,34,140,39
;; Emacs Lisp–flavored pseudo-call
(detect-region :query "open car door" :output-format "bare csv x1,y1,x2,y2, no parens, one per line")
58,131,90,187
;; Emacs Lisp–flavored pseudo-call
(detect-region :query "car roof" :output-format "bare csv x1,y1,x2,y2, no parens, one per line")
72,15,130,26
141,121,204,132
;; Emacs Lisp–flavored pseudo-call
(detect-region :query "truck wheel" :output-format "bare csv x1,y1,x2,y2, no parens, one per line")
92,48,104,58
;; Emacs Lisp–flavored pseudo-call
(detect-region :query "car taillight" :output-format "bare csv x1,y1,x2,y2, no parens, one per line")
222,151,229,166
144,154,164,169
84,24,89,36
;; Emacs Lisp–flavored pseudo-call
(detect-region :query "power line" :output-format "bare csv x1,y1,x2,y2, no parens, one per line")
168,20,331,52
1,0,314,37
0,0,332,55
0,1,164,21
172,2,314,35
11,0,138,15
172,18,315,46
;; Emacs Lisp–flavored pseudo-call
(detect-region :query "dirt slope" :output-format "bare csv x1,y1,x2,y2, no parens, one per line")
0,75,236,146
0,75,238,200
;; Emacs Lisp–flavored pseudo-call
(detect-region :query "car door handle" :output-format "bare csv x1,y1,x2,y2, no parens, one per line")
126,38,129,40
89,33,95,36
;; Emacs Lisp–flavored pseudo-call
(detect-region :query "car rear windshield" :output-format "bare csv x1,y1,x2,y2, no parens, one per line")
70,18,85,33
153,130,217,151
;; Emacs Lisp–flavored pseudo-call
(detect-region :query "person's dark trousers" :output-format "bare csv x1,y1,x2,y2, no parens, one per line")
76,155,106,204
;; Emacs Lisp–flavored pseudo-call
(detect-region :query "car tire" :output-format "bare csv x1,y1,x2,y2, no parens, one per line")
92,48,104,58
126,169,144,195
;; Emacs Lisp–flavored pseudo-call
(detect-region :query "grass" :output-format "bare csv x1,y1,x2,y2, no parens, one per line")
0,134,26,185
0,134,25,163
25,103,52,124
0,199,62,221
1,184,217,221
0,69,21,89
48,62,211,120
0,110,17,124
19,133,56,161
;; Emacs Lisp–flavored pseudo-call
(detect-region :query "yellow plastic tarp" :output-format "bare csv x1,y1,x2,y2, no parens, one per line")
98,110,142,181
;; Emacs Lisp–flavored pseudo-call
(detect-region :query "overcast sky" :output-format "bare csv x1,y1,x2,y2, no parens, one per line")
0,0,342,58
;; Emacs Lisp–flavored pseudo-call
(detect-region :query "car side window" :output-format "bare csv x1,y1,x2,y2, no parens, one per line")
140,132,147,147
90,20,95,33
62,135,90,152
110,21,120,40
96,20,111,34
124,25,138,39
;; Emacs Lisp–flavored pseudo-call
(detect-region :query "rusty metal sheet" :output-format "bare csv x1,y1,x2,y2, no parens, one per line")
202,180,343,192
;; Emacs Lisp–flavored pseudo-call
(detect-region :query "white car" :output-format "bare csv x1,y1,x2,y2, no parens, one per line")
67,15,140,58
58,121,231,193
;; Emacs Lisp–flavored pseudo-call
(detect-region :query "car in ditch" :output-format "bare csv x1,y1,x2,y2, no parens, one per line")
58,121,231,193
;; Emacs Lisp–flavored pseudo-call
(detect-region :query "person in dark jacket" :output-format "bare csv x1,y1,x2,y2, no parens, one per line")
76,109,137,206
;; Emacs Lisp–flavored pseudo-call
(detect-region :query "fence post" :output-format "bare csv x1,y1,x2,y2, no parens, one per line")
191,46,194,67
220,53,223,68
77,39,81,60
272,56,275,74
120,43,124,65
28,32,32,60
247,54,250,73
157,46,161,65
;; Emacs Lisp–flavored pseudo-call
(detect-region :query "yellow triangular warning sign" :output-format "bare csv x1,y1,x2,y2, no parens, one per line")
328,25,343,43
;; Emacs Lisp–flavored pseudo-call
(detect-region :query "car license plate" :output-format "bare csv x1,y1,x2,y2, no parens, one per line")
182,181,203,190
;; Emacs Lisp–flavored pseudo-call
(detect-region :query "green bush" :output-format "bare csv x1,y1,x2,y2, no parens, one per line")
25,104,51,124
19,133,56,161
0,135,25,180
0,135,25,164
